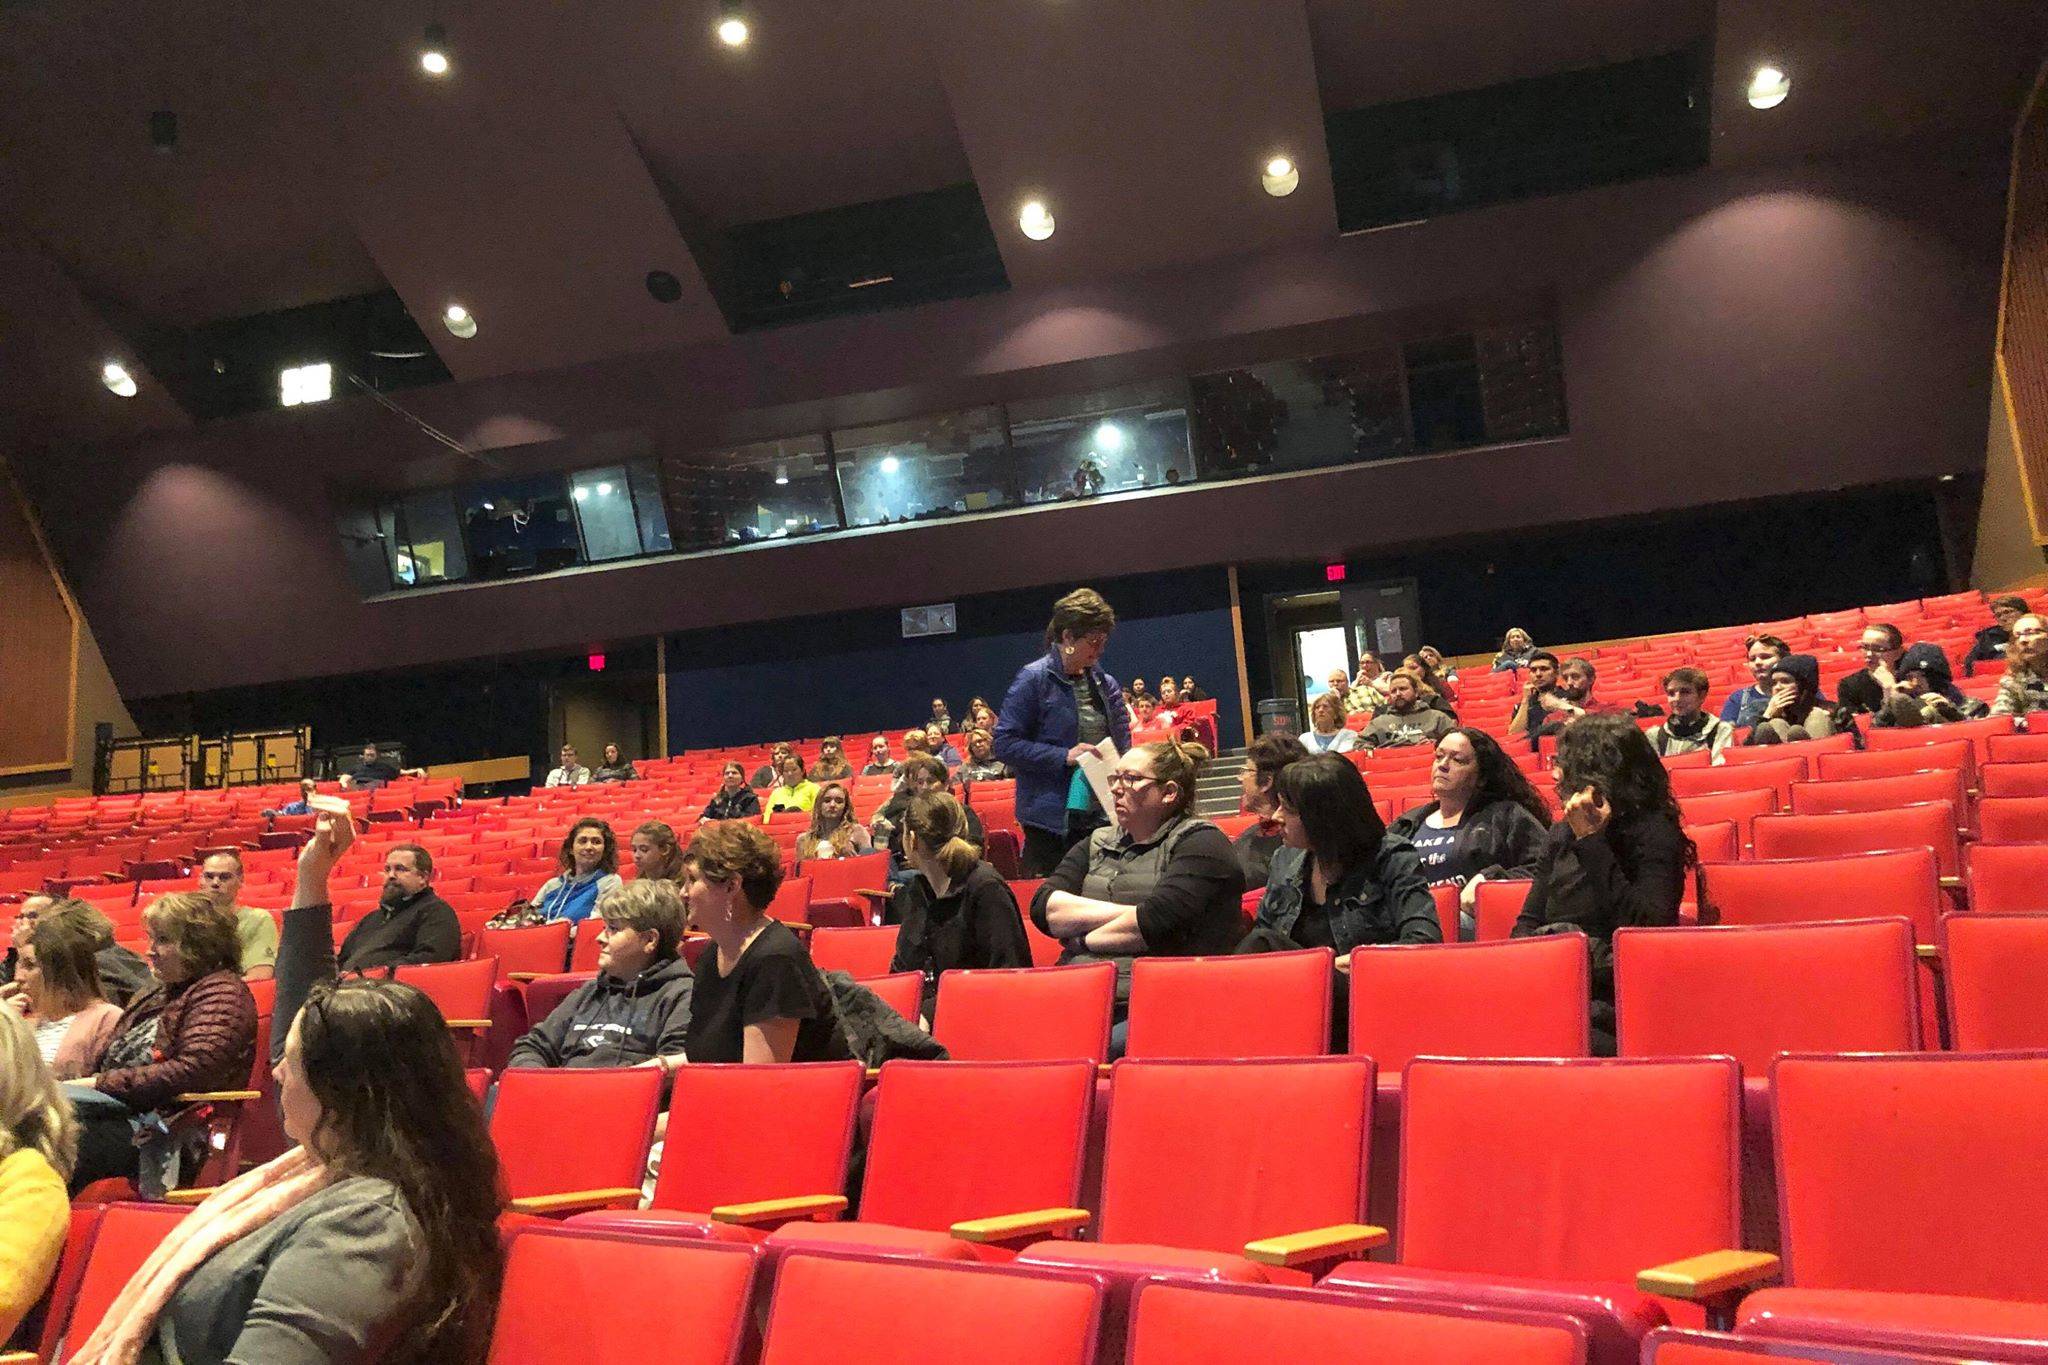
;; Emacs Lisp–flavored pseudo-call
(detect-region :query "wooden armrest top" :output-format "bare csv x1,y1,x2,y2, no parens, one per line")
950,1208,1092,1244
854,888,892,900
162,1187,217,1205
444,1019,490,1030
1244,1223,1389,1268
507,972,543,983
711,1194,848,1226
0,1348,42,1363
174,1090,260,1104
506,1188,643,1216
1637,1249,1781,1300
1939,875,1963,890
1915,943,1942,961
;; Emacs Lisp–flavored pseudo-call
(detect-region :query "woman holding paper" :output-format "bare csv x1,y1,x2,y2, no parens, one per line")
994,587,1132,876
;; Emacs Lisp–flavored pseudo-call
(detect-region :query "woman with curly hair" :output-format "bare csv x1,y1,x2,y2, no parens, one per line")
1388,728,1551,937
528,818,624,928
1513,714,1692,1053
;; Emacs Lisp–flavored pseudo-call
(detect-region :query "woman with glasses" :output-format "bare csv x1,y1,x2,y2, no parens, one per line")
993,587,1131,876
1030,739,1245,1050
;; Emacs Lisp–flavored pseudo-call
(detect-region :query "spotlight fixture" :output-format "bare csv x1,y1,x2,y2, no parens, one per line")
879,455,901,474
1260,155,1300,197
101,361,138,398
572,485,591,502
420,23,450,75
1018,199,1055,241
442,303,478,338
774,465,789,486
278,362,332,407
596,481,614,496
716,0,750,46
1094,420,1126,453
1747,64,1789,109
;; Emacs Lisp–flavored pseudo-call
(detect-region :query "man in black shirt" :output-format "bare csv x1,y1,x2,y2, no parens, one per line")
340,742,424,790
1838,623,1906,715
338,843,461,972
1963,595,2030,677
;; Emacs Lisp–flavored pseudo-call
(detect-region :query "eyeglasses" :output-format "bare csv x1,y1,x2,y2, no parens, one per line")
1105,772,1157,790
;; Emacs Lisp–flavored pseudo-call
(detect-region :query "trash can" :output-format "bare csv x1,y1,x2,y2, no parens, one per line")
1256,698,1302,738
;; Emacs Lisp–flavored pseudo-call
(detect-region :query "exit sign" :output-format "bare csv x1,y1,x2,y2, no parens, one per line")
1325,563,1347,583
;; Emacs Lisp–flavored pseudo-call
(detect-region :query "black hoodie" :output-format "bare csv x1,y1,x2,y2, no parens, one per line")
507,955,694,1072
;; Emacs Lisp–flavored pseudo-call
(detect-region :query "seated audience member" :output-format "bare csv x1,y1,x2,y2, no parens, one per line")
544,744,592,787
1363,671,1456,750
750,742,793,790
1506,651,1563,748
1343,657,1386,716
1403,655,1459,713
1532,657,1623,736
1322,671,1353,712
929,698,954,734
1417,647,1458,685
593,744,638,783
1180,677,1210,702
967,699,1000,736
679,822,851,1064
0,1010,71,1342
0,896,45,987
1252,754,1439,1040
960,728,1012,781
262,777,319,819
339,844,462,972
1126,678,1151,707
900,728,932,766
700,761,763,822
810,736,855,782
1492,627,1537,673
1964,594,2030,676
1388,729,1550,936
529,820,626,927
1720,634,1789,727
338,742,424,790
923,721,963,769
1645,667,1735,757
1876,643,1989,727
872,755,984,867
198,851,279,982
1130,695,1159,731
507,880,692,1076
72,805,505,1363
5,909,122,1079
66,892,257,1193
1513,714,1691,1055
630,820,687,883
1994,613,2048,717
1744,654,1838,745
1031,740,1246,1041
795,783,873,865
1158,677,1182,708
861,735,899,778
885,792,1031,1019
762,752,821,820
1233,733,1309,891
0,899,149,1005
1302,692,1359,753
1837,623,1907,716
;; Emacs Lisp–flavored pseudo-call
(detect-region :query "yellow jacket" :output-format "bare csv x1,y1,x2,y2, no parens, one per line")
0,1146,68,1340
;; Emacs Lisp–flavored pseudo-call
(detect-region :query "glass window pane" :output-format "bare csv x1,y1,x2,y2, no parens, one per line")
1189,350,1415,478
1004,380,1193,505
833,407,1007,528
626,460,672,555
395,490,468,584
335,503,406,594
569,465,642,562
454,473,580,579
660,436,838,553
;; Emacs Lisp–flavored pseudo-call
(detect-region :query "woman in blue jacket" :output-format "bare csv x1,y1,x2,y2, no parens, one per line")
528,818,625,927
993,587,1131,876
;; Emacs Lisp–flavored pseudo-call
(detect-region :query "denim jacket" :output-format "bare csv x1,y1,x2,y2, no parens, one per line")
1254,838,1442,953
993,649,1130,834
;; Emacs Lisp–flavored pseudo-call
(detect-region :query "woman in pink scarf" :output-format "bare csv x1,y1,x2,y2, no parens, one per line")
70,807,503,1364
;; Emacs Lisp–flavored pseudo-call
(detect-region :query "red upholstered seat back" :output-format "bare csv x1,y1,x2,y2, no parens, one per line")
650,1061,863,1212
761,1251,1100,1365
1125,949,1332,1059
1347,934,1589,1071
488,1226,756,1364
934,962,1115,1063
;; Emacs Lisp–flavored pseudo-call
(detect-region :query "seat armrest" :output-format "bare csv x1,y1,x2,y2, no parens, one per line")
163,1187,217,1205
854,888,892,901
507,972,543,983
1244,1223,1389,1269
1915,943,1942,962
443,1019,491,1030
1638,1250,1780,1328
174,1090,260,1104
711,1194,848,1227
950,1208,1092,1245
506,1188,643,1216
0,1349,40,1363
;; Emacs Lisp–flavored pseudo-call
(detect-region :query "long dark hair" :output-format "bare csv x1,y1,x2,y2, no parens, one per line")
1275,752,1386,877
554,818,619,876
1553,715,1696,864
1445,728,1551,826
297,978,504,1364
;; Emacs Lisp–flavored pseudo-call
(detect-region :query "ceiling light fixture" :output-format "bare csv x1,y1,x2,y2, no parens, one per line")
1094,420,1126,453
420,24,450,75
573,486,590,502
101,361,138,398
442,303,478,338
1747,64,1789,109
596,481,614,496
279,362,333,408
774,465,789,485
716,0,750,47
1261,155,1300,197
1018,199,1055,241
879,455,901,474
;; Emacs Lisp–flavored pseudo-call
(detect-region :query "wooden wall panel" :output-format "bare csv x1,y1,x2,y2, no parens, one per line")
0,460,78,775
2000,61,2048,542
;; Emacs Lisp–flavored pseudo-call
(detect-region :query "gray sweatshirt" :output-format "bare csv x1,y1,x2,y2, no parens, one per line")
506,956,693,1071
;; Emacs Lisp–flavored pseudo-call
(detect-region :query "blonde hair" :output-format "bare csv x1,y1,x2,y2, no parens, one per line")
142,891,242,979
1134,738,1210,816
0,1011,77,1180
903,791,980,882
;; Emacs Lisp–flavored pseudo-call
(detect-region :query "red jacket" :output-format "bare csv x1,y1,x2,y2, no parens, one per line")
97,969,257,1113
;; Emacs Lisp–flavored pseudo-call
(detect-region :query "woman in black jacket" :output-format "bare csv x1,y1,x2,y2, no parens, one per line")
1252,753,1440,1046
1387,729,1550,939
885,791,1031,1021
1512,714,1691,1054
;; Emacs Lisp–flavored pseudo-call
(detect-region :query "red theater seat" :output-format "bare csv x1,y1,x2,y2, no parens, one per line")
476,921,573,978
488,1225,757,1364
809,924,900,977
1750,804,1960,882
1964,842,2048,913
1471,878,1534,940
932,961,1115,1063
1737,1053,2048,1359
1942,912,2048,1051
59,1203,190,1350
491,1067,662,1216
1123,949,1332,1059
1977,795,2048,843
1347,933,1589,1077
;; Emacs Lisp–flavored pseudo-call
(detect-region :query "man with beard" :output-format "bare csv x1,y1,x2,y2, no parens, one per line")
1532,657,1625,738
337,843,461,972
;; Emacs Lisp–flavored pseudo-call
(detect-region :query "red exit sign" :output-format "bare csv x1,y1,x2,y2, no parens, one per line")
1324,563,1347,583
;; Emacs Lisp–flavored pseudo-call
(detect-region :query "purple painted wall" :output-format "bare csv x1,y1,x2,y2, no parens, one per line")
20,131,2005,700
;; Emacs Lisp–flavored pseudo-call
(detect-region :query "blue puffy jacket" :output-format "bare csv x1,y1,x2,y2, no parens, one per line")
993,649,1130,835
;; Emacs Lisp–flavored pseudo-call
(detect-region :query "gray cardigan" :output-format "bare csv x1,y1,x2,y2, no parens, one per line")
140,902,427,1364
